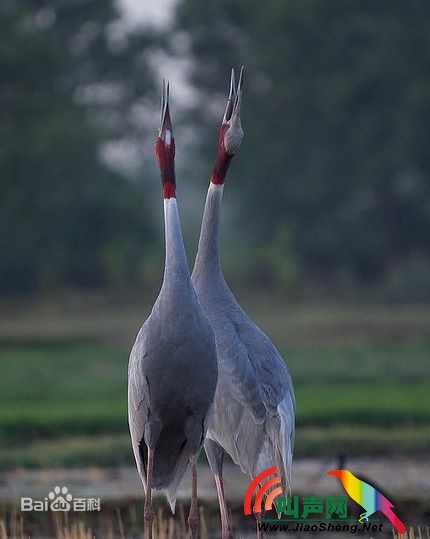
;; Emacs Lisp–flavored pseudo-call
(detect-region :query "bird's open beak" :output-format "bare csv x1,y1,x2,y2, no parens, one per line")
222,68,236,124
159,79,173,144
230,65,243,128
221,66,244,155
222,66,244,126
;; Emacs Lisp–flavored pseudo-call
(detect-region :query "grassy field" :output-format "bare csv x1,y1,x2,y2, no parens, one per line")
0,299,429,469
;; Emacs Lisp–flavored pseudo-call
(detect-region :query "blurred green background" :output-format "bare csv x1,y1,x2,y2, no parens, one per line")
0,0,429,469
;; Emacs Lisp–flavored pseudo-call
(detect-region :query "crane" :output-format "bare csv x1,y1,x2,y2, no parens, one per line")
192,68,295,539
128,81,218,539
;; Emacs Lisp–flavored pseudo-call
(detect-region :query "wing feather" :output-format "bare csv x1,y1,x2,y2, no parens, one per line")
128,329,150,490
220,313,295,495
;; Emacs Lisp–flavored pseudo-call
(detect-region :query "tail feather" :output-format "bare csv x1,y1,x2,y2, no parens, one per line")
384,507,406,535
254,396,294,516
164,446,191,513
277,394,295,495
139,426,192,513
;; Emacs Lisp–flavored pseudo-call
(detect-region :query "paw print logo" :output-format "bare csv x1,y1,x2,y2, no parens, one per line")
48,486,73,511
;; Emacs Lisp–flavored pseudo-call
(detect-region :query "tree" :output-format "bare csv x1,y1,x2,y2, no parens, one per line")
175,0,430,287
0,1,155,293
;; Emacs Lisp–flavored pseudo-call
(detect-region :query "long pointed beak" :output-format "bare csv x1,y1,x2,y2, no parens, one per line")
159,79,173,144
222,68,236,123
221,65,244,155
230,65,243,126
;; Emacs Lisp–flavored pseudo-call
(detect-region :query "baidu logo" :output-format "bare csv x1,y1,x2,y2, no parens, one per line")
21,486,101,512
49,486,73,511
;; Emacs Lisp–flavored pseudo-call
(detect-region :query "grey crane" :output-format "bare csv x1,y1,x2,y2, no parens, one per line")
128,82,218,539
192,68,295,539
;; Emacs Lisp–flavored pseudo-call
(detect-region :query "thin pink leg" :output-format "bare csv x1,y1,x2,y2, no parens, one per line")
255,509,265,539
214,474,233,539
188,454,199,538
144,448,154,539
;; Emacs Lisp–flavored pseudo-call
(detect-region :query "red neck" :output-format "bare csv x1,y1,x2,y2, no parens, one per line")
155,137,176,198
163,181,176,198
211,124,233,185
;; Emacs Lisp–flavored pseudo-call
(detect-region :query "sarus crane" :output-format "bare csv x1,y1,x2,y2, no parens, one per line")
128,82,218,539
192,67,295,539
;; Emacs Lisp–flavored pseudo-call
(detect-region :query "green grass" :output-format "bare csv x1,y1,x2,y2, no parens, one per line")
0,341,126,404
0,434,132,469
297,382,430,425
0,302,429,468
287,338,430,384
0,380,428,441
296,425,430,456
1,424,429,470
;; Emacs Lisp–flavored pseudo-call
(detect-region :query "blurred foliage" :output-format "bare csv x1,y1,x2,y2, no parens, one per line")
1,0,429,297
0,301,428,461
0,0,156,293
0,332,429,457
176,0,430,291
382,255,430,303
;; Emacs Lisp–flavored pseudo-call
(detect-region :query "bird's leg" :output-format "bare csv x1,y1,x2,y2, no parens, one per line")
214,474,233,539
144,447,154,539
255,509,265,539
188,454,199,538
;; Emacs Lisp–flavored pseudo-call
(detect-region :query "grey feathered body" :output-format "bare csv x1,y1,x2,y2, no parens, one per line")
192,184,295,494
128,199,218,509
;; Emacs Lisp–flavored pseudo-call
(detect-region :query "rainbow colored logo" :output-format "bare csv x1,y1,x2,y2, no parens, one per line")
243,466,282,515
327,469,406,534
243,467,406,535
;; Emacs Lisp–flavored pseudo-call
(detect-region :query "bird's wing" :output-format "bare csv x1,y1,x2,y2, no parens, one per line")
232,315,295,494
234,316,295,413
128,297,217,502
128,326,152,489
217,312,295,427
217,322,267,424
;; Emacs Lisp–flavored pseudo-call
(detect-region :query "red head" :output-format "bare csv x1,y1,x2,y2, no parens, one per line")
211,66,244,185
155,80,176,198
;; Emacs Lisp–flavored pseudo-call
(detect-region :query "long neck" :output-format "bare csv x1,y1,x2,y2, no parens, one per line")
193,182,224,280
163,197,189,284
